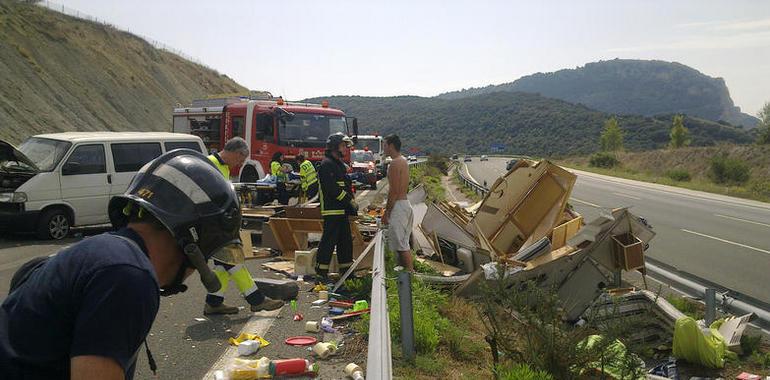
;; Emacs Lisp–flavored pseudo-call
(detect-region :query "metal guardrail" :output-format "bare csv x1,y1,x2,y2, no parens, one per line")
455,163,489,196
367,231,393,380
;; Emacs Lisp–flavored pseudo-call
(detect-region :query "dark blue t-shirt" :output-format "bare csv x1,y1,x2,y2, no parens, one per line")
0,228,160,379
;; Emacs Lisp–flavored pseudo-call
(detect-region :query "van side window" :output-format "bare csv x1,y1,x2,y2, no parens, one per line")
111,143,162,172
165,141,203,153
62,145,106,175
256,114,273,141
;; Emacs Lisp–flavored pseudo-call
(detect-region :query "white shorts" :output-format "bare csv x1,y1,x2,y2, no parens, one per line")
388,200,413,252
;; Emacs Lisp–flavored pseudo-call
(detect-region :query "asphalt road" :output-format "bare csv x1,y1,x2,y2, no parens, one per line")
464,157,770,305
0,179,390,379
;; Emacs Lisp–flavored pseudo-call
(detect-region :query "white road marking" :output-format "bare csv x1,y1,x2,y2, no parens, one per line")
613,192,642,200
570,197,601,208
202,309,281,380
714,214,770,228
681,229,770,255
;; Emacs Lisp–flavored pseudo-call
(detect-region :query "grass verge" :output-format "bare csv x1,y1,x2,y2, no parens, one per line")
560,162,770,203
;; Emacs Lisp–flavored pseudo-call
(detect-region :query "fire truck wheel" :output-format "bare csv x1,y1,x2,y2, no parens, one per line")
240,165,258,183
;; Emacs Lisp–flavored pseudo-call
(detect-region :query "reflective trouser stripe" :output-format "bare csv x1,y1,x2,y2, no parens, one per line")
336,190,347,201
321,210,345,216
228,264,256,295
210,265,230,297
316,263,330,269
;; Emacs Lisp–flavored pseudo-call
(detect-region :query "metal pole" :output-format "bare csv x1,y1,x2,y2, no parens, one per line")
397,271,415,361
613,270,622,287
705,288,716,325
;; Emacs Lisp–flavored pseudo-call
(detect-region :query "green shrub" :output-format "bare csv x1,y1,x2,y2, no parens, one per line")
749,180,770,199
496,363,555,380
750,351,770,368
665,169,691,182
589,152,620,168
740,334,763,356
665,295,704,320
709,154,750,185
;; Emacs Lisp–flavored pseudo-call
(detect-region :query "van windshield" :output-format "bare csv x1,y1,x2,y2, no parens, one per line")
18,138,72,172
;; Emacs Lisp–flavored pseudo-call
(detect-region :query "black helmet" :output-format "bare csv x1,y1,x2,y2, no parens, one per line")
326,132,353,151
108,149,242,295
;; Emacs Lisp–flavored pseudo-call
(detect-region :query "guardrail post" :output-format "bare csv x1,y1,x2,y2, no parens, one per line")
397,271,415,361
705,288,716,325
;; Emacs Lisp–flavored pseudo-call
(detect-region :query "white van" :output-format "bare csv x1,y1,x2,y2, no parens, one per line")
0,132,205,239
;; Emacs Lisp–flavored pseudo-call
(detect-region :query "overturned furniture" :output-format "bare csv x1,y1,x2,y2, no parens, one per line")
412,159,657,322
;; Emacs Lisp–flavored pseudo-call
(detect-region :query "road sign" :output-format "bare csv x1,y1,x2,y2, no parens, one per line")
490,143,506,153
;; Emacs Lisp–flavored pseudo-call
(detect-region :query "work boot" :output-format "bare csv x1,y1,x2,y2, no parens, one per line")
250,297,285,312
204,303,239,315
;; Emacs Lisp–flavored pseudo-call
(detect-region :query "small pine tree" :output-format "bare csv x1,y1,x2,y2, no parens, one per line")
757,102,770,145
600,117,624,152
669,114,691,148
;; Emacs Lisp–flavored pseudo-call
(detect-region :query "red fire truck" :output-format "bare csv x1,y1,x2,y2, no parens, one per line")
172,92,357,182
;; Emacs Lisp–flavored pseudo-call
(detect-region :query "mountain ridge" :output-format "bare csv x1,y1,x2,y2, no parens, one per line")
436,59,759,129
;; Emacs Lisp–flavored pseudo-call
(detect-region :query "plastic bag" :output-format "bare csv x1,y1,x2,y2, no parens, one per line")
225,357,270,380
672,317,737,369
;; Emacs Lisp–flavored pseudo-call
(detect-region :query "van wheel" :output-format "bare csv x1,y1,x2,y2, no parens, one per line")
240,166,258,183
37,209,71,240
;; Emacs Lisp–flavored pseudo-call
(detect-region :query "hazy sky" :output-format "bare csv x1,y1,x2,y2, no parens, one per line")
52,0,770,114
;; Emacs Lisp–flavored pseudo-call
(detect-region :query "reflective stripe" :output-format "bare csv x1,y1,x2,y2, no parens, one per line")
154,163,212,204
226,264,244,274
271,161,287,182
207,154,230,179
316,263,330,269
242,283,259,297
336,190,347,201
299,160,318,191
322,210,345,216
336,181,345,186
339,262,353,269
229,265,255,293
210,265,230,295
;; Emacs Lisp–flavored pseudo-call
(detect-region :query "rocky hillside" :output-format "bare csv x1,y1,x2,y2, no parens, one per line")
309,92,752,157
437,59,759,129
0,1,245,144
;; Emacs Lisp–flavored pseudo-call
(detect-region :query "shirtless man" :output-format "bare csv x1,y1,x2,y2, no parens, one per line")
382,134,414,272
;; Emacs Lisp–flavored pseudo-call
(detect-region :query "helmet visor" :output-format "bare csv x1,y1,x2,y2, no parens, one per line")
209,242,245,265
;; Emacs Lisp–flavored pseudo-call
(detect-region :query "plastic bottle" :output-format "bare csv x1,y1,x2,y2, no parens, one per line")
269,358,318,376
344,363,365,380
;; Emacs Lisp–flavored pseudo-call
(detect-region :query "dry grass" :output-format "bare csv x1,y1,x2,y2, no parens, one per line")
560,144,770,202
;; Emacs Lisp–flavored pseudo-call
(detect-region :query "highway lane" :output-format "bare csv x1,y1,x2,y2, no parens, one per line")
464,157,770,305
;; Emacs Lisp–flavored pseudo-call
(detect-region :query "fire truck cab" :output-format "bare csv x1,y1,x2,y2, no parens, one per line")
173,92,357,182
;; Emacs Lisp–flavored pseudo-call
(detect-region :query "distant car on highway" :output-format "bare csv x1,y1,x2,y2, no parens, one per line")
451,154,458,160
463,156,472,162
480,155,488,161
407,155,418,162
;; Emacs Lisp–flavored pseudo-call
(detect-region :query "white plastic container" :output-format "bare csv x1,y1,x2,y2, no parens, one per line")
294,248,317,275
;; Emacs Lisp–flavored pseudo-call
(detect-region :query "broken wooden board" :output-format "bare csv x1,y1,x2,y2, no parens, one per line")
245,248,274,260
261,260,295,276
416,257,461,277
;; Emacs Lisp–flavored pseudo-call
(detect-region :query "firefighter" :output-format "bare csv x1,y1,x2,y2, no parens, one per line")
270,152,290,205
1,149,250,378
296,153,319,203
205,138,284,315
316,133,358,278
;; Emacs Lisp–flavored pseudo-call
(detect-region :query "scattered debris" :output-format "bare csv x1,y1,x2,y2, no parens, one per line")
284,336,318,347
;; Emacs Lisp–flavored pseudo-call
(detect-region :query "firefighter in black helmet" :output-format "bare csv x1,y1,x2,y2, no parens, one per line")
316,132,357,278
0,149,269,379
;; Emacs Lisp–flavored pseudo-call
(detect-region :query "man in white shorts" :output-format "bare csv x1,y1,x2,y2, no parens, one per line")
382,134,414,272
